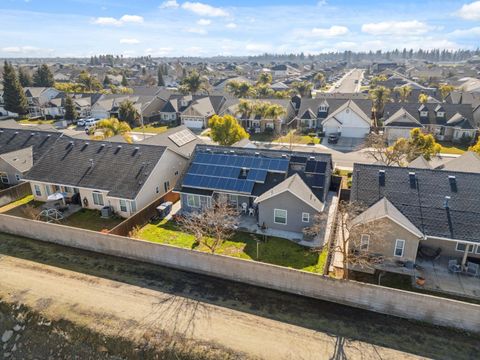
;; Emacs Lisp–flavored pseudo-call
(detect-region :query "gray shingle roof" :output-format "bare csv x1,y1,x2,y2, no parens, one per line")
351,163,480,243
296,98,372,120
25,137,166,199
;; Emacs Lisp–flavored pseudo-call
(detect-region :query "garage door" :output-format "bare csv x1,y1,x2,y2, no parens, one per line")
184,119,203,129
386,127,411,142
339,126,370,138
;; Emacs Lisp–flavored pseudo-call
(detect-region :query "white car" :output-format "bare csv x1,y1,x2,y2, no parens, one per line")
77,118,87,126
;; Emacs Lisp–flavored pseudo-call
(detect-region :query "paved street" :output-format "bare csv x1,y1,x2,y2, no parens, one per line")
329,68,364,93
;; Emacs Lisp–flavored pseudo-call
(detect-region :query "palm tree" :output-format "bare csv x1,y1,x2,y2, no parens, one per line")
255,84,274,98
119,99,141,127
179,70,206,95
313,72,325,89
395,85,412,102
226,81,253,98
291,81,313,97
257,72,272,85
235,100,254,120
94,118,132,142
418,93,429,104
265,104,286,134
369,86,391,128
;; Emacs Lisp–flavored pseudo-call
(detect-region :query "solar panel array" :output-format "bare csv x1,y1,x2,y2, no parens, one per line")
305,160,327,174
168,129,197,147
189,163,241,179
183,174,255,194
194,152,289,173
246,169,268,183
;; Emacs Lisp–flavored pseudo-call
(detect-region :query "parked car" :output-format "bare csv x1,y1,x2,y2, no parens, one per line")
78,117,97,127
77,118,87,126
328,133,339,144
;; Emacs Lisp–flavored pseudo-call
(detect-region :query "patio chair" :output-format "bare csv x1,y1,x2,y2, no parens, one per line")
241,202,248,214
448,259,462,273
465,262,479,277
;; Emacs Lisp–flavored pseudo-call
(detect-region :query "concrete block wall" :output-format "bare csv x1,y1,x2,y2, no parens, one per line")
0,213,479,333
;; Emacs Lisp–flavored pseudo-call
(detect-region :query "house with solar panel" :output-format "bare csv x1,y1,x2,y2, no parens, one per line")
176,145,333,241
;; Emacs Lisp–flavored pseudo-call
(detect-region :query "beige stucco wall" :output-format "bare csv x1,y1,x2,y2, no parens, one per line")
351,217,422,262
422,237,480,259
0,213,479,334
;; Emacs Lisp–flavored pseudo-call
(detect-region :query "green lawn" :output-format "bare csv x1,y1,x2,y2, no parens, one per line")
250,130,321,145
63,209,123,232
131,123,168,134
138,219,326,273
18,119,55,125
438,142,467,155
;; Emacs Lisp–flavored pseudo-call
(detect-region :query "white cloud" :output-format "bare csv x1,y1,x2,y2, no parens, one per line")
317,0,327,6
2,46,21,53
1,46,52,54
92,14,143,26
226,22,237,29
246,43,273,53
145,47,173,56
119,15,144,23
457,1,480,20
186,27,207,35
159,0,179,9
361,20,432,36
197,19,211,25
311,25,349,37
120,38,140,44
449,27,480,38
182,2,229,17
93,17,123,26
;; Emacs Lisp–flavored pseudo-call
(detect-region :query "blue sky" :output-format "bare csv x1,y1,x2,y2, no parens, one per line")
0,0,479,57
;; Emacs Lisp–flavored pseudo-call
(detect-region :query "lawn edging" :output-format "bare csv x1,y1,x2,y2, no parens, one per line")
0,213,479,334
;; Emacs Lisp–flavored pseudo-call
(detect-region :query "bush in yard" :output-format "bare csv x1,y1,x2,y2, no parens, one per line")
209,114,249,146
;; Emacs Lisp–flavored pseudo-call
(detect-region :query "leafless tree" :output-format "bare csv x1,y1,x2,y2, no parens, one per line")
363,133,407,166
178,195,240,254
305,201,384,279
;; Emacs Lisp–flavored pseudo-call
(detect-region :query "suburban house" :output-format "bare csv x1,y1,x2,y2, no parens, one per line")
24,87,61,118
382,103,476,142
295,98,372,137
25,137,190,218
141,125,204,158
176,145,332,240
224,99,296,133
348,163,480,275
0,126,63,186
159,95,231,129
269,64,301,78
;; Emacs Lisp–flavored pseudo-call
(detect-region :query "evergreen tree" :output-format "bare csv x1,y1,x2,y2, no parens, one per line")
18,67,32,87
121,73,128,86
157,67,165,86
103,75,111,87
33,64,54,87
2,61,28,115
64,95,77,122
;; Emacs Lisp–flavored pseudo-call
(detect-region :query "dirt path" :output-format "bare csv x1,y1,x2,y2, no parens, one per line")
0,234,478,359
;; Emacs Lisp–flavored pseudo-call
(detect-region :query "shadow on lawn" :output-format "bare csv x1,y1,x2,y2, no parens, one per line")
0,233,479,360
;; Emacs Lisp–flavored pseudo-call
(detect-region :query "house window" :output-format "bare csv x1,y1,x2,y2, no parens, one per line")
227,194,238,207
119,199,127,212
0,172,8,184
274,209,287,225
302,212,310,223
164,181,170,193
129,200,137,213
64,186,73,193
456,243,474,253
15,174,21,182
420,111,428,117
437,111,445,118
175,171,179,176
92,192,104,206
155,186,159,194
394,239,405,257
187,194,200,208
360,234,370,251
34,185,42,196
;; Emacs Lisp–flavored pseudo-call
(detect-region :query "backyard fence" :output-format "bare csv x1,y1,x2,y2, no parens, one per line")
0,213,479,334
109,191,180,236
0,182,32,207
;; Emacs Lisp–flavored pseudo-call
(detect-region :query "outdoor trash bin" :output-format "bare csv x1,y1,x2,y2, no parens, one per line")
156,201,173,219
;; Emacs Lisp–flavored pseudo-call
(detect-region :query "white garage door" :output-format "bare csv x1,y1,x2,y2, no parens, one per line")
386,127,411,142
340,125,370,138
184,118,203,129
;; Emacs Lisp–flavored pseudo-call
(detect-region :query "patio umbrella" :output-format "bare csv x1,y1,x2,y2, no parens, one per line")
47,192,65,205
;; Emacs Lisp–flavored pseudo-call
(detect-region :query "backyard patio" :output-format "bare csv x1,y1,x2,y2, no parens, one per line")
0,195,123,232
414,257,480,300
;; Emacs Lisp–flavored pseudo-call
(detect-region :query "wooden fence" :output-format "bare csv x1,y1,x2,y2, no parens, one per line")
109,191,180,236
0,182,32,207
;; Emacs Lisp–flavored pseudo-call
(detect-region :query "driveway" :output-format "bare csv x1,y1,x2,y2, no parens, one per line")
322,136,366,152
